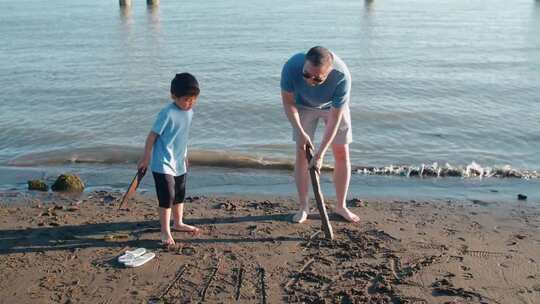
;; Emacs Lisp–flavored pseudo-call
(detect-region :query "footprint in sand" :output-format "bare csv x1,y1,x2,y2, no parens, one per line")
506,240,518,246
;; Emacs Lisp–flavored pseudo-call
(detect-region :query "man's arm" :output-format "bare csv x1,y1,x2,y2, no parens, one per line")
281,90,313,148
137,131,158,171
311,106,344,169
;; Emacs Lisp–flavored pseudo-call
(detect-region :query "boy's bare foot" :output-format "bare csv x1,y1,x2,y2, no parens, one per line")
334,207,360,223
160,233,175,247
172,223,200,235
292,208,309,223
164,242,183,252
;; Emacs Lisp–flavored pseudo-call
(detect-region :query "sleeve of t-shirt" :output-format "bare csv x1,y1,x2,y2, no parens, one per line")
331,77,351,108
280,59,294,92
151,109,169,135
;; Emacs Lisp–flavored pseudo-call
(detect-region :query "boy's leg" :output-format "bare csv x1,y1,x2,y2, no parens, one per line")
171,174,199,233
172,204,199,233
153,172,176,245
159,207,174,244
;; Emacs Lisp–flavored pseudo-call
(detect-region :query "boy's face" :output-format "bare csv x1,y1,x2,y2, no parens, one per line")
172,94,198,111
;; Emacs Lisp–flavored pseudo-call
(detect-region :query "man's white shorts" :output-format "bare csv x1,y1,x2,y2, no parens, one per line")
292,104,353,145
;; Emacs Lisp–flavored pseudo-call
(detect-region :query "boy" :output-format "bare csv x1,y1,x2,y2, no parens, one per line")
138,73,200,246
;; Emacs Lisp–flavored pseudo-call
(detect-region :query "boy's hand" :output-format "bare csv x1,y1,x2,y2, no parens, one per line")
137,159,149,172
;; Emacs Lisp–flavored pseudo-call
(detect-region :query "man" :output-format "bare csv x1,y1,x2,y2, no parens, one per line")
281,46,360,223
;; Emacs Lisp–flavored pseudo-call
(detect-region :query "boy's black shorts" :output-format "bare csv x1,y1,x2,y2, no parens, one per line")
152,172,186,208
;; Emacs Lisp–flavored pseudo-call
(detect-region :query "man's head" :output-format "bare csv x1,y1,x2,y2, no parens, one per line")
170,72,200,111
303,46,333,86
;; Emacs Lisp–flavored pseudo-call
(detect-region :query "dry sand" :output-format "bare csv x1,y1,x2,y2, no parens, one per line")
1,191,539,303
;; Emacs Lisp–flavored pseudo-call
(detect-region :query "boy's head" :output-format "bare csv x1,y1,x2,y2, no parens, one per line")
171,73,200,111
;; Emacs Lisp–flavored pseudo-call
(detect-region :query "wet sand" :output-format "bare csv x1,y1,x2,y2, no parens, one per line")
1,191,539,303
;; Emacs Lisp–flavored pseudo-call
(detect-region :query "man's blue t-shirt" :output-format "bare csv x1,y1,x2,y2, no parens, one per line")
280,52,351,109
150,103,193,176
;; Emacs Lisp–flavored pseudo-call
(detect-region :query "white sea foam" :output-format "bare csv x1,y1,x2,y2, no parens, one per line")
353,162,537,179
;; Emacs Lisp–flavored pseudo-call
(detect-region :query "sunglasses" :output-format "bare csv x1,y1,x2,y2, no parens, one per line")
302,71,324,84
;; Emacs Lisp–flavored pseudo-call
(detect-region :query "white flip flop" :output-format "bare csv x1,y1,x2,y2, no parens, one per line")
124,252,156,268
118,248,146,264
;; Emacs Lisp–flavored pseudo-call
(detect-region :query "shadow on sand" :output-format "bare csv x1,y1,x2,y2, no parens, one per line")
0,213,312,255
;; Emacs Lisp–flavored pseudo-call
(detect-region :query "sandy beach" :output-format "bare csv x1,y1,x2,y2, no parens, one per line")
1,191,539,303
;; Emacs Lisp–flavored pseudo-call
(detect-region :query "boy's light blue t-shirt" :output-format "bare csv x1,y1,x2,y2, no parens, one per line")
151,103,193,176
280,52,351,109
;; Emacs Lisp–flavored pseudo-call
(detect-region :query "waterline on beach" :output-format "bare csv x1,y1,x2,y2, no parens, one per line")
1,164,539,205
6,146,539,179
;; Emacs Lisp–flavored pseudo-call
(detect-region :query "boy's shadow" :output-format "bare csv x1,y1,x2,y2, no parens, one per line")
0,213,304,256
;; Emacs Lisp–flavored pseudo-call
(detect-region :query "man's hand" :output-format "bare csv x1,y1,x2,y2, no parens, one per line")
309,151,323,173
299,131,314,150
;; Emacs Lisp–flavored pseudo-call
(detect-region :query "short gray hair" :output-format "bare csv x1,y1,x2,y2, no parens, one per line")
305,46,333,67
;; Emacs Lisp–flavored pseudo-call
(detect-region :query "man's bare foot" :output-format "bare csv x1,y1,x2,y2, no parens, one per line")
172,223,200,234
160,233,175,247
334,207,360,223
292,208,309,223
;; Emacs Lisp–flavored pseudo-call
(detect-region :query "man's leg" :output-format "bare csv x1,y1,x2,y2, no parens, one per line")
293,142,310,223
291,108,319,223
332,144,360,222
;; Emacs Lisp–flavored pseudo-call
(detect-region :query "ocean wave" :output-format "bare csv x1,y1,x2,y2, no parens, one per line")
352,162,539,179
6,147,538,179
6,146,295,171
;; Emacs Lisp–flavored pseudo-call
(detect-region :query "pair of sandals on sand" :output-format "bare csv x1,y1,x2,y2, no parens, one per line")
118,248,155,267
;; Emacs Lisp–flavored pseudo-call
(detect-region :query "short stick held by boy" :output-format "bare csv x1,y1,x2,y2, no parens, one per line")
118,168,146,210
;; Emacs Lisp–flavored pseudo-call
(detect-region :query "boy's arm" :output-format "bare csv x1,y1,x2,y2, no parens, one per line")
137,131,158,172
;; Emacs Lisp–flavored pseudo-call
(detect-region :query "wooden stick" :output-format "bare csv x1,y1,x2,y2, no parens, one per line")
305,146,334,240
389,257,401,282
302,231,321,251
199,256,223,302
284,258,315,289
158,264,189,299
235,266,244,302
258,267,267,304
118,168,146,210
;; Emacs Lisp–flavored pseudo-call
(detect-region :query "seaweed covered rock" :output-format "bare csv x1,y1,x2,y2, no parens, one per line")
27,180,49,191
51,174,85,192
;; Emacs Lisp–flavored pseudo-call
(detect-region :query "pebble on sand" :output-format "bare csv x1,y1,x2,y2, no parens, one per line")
27,180,48,192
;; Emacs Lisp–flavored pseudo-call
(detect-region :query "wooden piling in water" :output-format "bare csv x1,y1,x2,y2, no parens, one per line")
119,0,132,7
147,0,160,6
